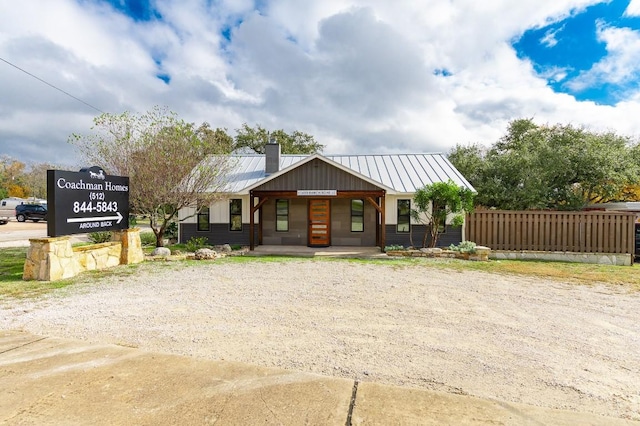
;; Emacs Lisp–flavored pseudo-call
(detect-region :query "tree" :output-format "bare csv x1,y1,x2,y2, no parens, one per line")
447,143,487,190
234,123,324,154
70,106,235,247
0,156,28,199
22,162,58,200
411,180,474,248
450,118,640,210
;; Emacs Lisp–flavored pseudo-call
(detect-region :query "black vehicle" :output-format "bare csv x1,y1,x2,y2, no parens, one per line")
15,204,47,222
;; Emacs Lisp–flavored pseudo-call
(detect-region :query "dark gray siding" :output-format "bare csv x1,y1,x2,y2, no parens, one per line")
255,158,382,191
384,225,462,248
330,198,376,246
261,198,307,245
180,223,255,246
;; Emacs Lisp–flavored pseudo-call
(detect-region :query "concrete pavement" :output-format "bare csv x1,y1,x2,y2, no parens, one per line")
1,331,636,425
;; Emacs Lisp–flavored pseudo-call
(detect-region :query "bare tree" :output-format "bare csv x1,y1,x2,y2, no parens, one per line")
70,106,234,246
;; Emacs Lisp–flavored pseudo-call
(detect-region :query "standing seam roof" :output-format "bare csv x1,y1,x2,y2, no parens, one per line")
216,153,474,194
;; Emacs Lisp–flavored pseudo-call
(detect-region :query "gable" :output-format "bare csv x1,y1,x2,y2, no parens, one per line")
253,158,383,192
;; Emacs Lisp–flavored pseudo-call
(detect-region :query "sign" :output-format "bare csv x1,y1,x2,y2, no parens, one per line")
47,167,129,237
296,190,337,197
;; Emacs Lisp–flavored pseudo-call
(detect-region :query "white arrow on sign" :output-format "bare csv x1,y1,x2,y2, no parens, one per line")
67,211,123,224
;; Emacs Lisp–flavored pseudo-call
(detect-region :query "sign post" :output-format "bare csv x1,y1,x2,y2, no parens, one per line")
47,167,130,237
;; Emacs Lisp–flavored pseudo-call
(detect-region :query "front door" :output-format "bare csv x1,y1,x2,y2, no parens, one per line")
308,199,330,246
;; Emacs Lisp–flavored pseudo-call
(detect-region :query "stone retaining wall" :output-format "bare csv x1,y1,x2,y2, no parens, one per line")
490,250,633,266
23,228,144,281
386,246,491,261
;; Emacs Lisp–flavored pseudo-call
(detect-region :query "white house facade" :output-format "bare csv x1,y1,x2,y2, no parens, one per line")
178,144,474,249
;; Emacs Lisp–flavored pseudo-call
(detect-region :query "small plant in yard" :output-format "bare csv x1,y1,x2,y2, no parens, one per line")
88,231,112,244
185,236,209,252
384,244,405,252
165,221,178,240
139,232,157,246
448,241,477,254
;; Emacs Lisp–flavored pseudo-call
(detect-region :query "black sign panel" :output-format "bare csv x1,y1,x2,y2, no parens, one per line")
47,168,129,237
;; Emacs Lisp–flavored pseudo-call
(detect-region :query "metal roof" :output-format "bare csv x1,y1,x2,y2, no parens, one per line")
219,153,475,194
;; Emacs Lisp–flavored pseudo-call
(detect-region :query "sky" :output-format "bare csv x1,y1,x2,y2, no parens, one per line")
2,0,640,168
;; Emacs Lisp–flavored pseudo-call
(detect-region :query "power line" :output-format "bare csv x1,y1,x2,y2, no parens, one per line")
0,56,106,114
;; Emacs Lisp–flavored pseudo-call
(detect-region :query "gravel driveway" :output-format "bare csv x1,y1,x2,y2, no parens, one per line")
2,259,639,420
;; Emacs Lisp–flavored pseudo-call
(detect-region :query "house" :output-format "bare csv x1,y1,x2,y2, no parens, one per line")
178,143,474,249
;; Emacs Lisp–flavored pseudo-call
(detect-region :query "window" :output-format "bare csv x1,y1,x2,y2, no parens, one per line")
276,199,289,232
230,199,242,231
397,199,410,233
197,206,210,231
351,199,364,232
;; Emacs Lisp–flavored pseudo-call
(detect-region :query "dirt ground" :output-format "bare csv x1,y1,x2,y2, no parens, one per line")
1,260,639,420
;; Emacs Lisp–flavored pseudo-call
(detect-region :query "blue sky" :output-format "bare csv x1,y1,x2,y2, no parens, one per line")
514,0,640,105
2,0,640,166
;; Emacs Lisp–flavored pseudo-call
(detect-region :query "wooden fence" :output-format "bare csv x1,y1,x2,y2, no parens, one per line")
465,210,636,254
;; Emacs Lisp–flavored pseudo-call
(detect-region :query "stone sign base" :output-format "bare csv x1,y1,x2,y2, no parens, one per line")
23,228,144,281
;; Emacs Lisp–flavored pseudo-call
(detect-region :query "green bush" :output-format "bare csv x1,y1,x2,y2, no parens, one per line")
165,221,178,239
185,236,209,252
88,231,112,244
139,232,157,246
448,241,477,254
128,215,137,227
384,244,404,252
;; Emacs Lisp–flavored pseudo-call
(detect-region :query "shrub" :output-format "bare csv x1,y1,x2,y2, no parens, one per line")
185,236,209,252
129,215,137,227
139,232,157,246
448,241,477,254
165,221,178,239
384,244,404,252
88,231,112,244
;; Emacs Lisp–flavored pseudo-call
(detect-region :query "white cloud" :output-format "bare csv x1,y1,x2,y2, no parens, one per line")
1,0,640,168
540,26,564,47
566,21,640,92
624,0,640,16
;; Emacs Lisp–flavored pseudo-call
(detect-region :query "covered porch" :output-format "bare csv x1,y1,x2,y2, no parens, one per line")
249,190,386,250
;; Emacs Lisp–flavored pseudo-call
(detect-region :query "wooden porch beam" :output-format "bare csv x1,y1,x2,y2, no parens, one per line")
365,196,382,213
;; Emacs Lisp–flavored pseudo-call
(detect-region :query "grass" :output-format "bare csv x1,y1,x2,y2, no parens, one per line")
1,246,639,300
0,247,78,299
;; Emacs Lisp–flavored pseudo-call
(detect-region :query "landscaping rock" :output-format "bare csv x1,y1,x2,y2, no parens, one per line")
420,248,443,254
151,247,171,257
194,248,217,260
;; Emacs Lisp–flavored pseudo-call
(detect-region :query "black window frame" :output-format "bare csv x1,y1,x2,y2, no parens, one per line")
197,205,210,232
276,199,289,232
351,199,364,232
229,199,242,231
397,199,411,233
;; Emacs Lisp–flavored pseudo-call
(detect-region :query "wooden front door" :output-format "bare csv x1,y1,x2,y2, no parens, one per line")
308,199,330,246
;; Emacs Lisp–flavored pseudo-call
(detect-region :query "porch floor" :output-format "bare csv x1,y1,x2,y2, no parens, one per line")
247,245,386,259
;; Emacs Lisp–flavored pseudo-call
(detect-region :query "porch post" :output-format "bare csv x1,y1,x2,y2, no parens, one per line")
250,192,255,250
375,199,380,247
258,201,263,245
380,193,386,249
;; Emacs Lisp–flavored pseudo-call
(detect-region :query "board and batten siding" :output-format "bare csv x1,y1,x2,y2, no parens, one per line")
254,158,382,191
180,223,257,246
385,225,463,248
